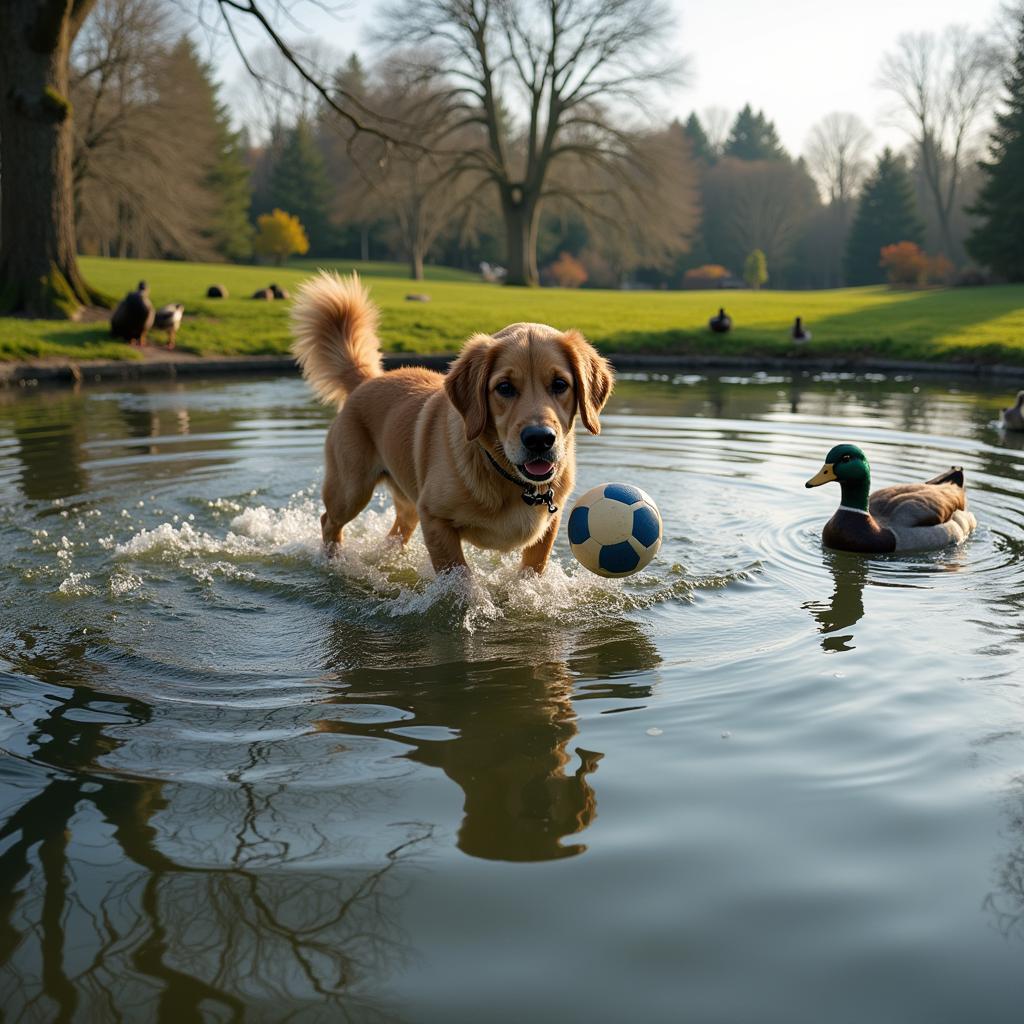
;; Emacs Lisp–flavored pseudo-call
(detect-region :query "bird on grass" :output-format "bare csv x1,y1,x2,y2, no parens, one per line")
153,303,184,349
709,308,732,333
1002,391,1024,431
791,317,812,344
805,443,976,553
110,281,155,346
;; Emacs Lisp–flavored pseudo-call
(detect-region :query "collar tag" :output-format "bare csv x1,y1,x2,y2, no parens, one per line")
480,446,558,515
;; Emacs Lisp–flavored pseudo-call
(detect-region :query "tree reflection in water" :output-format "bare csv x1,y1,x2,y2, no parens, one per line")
0,628,426,1023
0,613,662,1017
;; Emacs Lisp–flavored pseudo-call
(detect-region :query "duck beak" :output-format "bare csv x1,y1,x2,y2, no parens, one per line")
805,463,836,488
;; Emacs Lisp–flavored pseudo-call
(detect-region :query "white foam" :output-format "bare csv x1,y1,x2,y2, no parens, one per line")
114,493,701,630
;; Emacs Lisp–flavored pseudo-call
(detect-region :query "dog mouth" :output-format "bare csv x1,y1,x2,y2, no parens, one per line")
519,459,556,482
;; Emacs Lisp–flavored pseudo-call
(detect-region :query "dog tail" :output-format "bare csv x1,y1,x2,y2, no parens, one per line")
290,271,382,405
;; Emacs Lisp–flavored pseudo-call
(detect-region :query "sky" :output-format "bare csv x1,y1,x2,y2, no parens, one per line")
213,0,1004,157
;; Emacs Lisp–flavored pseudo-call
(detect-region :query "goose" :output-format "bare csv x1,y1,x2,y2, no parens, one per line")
709,308,732,333
791,317,812,344
153,303,184,349
805,443,976,553
1002,391,1024,431
110,281,155,346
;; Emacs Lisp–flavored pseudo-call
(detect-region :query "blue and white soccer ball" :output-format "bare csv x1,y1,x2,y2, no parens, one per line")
567,483,662,578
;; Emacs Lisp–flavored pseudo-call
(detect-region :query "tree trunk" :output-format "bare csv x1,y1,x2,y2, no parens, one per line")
409,248,424,280
0,1,105,318
502,193,540,287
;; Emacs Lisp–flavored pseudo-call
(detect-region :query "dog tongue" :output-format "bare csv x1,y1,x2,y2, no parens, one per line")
524,459,554,476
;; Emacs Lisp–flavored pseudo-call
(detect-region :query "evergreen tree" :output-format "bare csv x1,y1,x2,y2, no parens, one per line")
844,148,923,285
683,112,711,161
208,111,253,261
967,11,1024,280
145,37,251,261
269,119,333,254
723,105,788,161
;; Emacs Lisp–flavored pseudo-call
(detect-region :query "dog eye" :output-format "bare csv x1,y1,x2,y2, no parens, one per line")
551,378,570,394
495,381,516,398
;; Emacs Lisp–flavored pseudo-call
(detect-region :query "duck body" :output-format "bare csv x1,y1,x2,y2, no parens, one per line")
709,308,732,333
807,445,976,553
1002,391,1024,431
110,281,155,345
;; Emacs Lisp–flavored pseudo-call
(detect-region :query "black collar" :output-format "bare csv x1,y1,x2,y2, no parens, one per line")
480,446,558,514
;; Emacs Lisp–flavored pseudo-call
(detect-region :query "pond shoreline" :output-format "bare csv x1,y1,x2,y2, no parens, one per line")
4,350,1024,388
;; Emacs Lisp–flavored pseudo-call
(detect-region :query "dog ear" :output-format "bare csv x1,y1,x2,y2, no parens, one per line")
561,329,614,434
445,334,495,441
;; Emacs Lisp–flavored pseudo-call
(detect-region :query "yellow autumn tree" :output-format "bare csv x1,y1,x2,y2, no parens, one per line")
254,209,309,266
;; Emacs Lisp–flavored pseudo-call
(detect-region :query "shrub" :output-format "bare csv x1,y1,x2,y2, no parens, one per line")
743,249,768,290
546,252,588,288
254,209,309,266
880,241,927,285
683,264,731,289
879,242,953,287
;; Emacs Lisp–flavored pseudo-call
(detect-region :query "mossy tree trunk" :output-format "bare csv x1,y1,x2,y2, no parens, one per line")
0,0,106,319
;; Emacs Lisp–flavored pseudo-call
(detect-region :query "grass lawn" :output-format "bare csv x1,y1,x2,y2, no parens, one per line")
2,255,1024,364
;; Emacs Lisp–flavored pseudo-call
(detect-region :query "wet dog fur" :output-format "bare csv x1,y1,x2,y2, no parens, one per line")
290,271,613,574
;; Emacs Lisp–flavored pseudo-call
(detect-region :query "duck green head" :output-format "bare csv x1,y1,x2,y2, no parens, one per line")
805,444,871,510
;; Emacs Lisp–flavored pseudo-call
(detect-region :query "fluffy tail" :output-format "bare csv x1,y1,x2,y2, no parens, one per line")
290,271,382,405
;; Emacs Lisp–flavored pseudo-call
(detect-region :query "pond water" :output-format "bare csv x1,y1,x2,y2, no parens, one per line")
1,371,1024,1022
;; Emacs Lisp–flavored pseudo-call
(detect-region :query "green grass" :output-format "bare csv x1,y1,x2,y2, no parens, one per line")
2,255,1024,364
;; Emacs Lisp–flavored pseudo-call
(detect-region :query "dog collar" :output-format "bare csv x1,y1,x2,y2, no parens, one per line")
480,446,558,514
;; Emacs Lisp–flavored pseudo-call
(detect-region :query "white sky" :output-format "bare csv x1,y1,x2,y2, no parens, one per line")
211,0,1003,157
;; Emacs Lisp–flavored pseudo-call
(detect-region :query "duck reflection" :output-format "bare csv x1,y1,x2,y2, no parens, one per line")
317,617,662,862
0,627,422,1022
802,551,868,652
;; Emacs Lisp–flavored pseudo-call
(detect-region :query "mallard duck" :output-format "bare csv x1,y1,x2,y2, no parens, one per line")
709,308,732,333
791,316,811,344
110,281,155,345
1002,391,1024,431
153,303,184,349
805,443,976,553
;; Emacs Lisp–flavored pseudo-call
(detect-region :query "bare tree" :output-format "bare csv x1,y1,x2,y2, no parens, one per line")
878,26,1002,259
702,105,732,157
703,157,819,279
72,0,221,260
804,112,873,207
379,0,687,286
0,0,394,318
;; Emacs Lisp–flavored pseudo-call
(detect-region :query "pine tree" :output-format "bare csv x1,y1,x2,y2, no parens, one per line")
967,11,1024,280
844,148,923,285
208,108,253,261
269,119,333,255
723,105,788,161
683,113,711,161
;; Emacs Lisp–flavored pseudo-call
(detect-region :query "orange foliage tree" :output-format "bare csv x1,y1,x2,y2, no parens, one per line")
880,241,928,285
683,264,731,289
546,252,588,288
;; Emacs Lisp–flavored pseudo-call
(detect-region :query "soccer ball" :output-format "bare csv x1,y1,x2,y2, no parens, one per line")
567,483,662,578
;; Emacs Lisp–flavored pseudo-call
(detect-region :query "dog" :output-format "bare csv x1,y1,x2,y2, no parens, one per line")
290,272,613,575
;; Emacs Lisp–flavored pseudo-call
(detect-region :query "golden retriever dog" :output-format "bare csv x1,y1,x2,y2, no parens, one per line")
290,272,613,574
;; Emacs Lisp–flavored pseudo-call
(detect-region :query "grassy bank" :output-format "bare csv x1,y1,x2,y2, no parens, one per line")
2,256,1024,364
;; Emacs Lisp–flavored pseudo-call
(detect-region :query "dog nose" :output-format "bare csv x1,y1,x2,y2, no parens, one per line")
521,425,556,453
